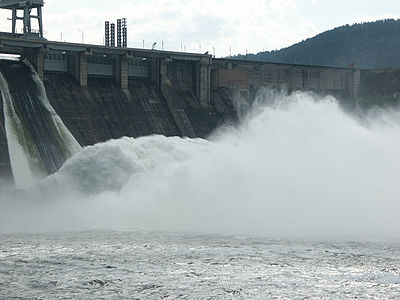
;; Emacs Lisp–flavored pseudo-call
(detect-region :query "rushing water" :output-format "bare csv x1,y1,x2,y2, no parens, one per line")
0,59,81,189
0,90,399,298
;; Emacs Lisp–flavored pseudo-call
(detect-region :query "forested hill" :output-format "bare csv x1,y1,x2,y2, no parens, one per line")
234,19,400,69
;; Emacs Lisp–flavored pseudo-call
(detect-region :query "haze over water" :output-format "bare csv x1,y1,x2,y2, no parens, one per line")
1,90,399,240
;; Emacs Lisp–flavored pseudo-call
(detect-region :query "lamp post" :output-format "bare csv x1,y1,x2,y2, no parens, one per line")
77,29,84,44
197,41,201,53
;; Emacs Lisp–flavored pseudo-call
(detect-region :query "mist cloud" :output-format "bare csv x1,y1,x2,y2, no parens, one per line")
1,91,399,241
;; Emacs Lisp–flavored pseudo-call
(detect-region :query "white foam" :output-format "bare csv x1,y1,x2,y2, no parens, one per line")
0,54,21,61
1,90,400,239
43,135,208,194
0,71,36,188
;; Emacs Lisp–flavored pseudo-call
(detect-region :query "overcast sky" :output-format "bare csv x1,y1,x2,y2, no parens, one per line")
0,0,399,57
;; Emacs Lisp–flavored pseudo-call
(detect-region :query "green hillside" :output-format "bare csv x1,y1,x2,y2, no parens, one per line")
235,19,400,69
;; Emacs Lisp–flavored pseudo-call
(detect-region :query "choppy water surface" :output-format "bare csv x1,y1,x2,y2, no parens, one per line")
0,230,399,299
1,92,400,298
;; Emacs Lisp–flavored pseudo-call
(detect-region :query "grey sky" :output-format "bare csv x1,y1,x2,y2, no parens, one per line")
0,0,399,56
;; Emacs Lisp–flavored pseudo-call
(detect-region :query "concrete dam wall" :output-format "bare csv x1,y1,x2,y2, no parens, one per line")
0,37,362,186
212,59,361,102
0,58,236,185
43,67,230,145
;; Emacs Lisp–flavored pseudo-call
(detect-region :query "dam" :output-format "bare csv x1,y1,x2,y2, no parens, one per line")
0,35,363,186
0,0,363,186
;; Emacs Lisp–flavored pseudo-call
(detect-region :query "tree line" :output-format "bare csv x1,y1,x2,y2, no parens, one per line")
234,19,400,70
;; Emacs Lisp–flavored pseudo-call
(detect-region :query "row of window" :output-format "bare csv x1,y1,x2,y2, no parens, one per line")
44,53,148,67
44,53,66,61
128,60,147,67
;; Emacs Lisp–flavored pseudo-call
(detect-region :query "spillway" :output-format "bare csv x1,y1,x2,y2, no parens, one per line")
0,59,81,189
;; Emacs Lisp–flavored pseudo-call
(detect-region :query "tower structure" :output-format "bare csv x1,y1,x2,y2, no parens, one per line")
122,18,127,48
117,19,121,47
110,23,115,47
105,21,110,46
104,17,127,47
0,0,44,38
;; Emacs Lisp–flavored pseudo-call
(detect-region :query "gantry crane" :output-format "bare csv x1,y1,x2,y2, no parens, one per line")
0,0,44,38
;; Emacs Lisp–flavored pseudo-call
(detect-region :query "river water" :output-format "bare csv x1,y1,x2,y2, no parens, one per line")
1,230,399,299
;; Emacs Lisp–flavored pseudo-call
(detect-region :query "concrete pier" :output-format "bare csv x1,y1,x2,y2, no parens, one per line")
196,57,211,107
68,51,88,87
114,55,128,90
24,47,45,80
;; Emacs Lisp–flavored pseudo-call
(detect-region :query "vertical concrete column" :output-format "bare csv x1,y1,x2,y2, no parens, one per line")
23,7,29,34
67,52,78,83
159,58,172,87
79,52,88,87
36,49,44,81
12,9,17,34
207,63,211,103
210,65,218,89
148,58,161,86
37,7,43,38
196,57,211,107
351,69,361,99
160,59,168,78
121,57,128,90
24,47,45,81
115,55,128,90
68,52,88,87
